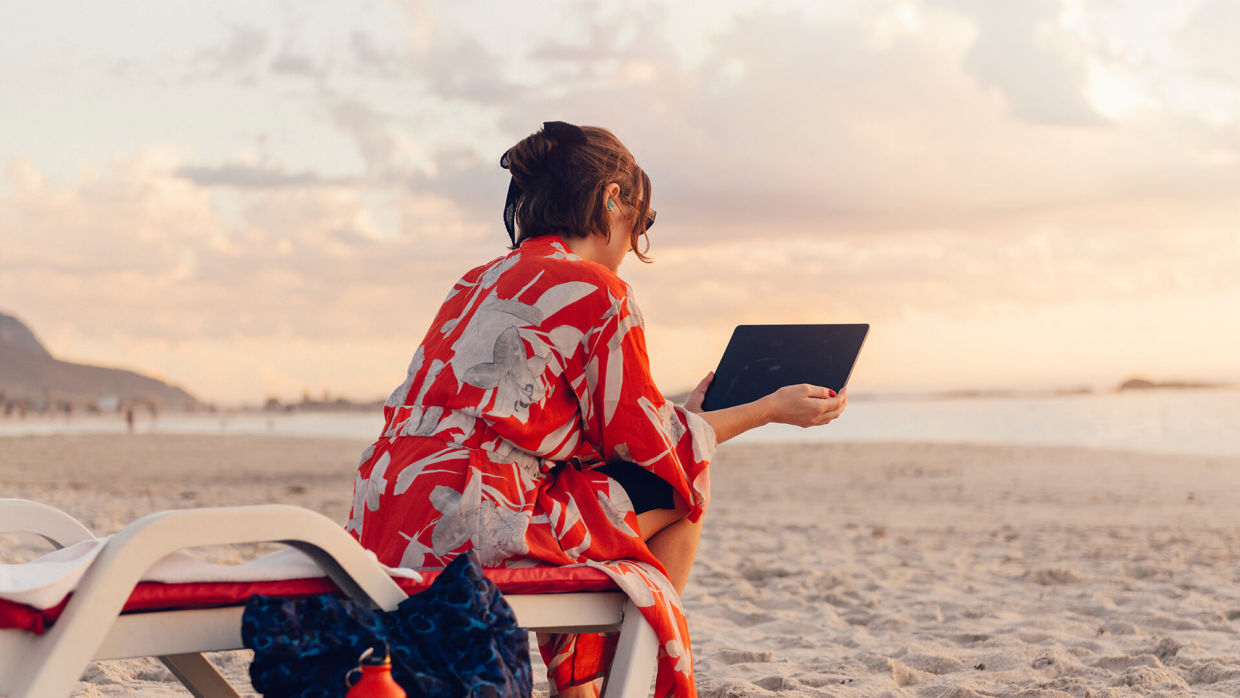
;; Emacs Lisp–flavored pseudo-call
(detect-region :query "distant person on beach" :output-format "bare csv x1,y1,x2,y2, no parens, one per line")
347,122,847,697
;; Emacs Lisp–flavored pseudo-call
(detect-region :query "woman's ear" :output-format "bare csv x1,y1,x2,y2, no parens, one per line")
603,182,622,211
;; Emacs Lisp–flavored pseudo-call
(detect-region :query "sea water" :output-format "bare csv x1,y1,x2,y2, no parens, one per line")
734,387,1240,458
1,389,1237,458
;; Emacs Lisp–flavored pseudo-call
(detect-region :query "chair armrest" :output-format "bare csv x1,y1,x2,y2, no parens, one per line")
0,499,95,549
10,505,407,698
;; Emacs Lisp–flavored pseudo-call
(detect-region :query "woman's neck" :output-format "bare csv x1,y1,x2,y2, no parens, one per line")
560,232,628,272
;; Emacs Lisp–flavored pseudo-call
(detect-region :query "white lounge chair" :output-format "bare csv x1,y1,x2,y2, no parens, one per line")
0,499,659,698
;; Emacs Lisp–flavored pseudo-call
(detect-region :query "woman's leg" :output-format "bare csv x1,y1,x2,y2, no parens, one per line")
635,493,702,594
642,515,702,594
550,503,701,697
535,634,603,698
553,675,601,698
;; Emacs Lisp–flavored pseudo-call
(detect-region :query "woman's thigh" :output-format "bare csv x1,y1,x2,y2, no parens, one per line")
596,461,689,541
635,501,689,541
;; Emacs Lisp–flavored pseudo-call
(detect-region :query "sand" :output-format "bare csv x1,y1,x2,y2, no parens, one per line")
3,434,1240,697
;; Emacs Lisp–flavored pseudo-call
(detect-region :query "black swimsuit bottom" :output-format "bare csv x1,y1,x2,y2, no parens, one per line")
595,461,676,515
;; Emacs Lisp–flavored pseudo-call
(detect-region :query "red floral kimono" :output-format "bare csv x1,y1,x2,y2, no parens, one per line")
347,236,716,696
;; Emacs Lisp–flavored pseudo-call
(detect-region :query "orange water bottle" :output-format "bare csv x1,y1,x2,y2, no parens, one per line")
345,644,406,698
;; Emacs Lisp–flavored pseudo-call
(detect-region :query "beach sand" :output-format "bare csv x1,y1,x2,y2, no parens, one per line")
3,434,1239,697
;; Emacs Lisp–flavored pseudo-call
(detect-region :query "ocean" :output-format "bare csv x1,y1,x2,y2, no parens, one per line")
737,387,1240,457
1,388,1237,458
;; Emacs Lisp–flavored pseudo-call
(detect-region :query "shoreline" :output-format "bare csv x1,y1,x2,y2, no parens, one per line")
5,387,1240,461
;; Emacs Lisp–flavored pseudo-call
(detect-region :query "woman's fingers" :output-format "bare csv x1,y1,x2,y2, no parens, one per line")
694,372,715,393
774,384,847,427
814,393,847,425
820,388,846,417
682,371,714,413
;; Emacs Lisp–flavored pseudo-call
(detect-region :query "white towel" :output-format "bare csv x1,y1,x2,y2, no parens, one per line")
0,538,421,610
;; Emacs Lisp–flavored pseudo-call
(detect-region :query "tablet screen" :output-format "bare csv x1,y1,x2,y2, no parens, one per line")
700,324,869,412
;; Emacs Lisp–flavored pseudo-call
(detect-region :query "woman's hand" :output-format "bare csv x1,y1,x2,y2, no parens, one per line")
761,384,847,428
682,372,714,414
688,372,848,444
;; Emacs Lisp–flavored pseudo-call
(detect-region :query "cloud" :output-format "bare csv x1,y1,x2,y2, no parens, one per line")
175,163,348,188
189,22,270,80
270,51,322,78
327,96,409,179
159,1,1240,254
183,10,336,85
936,0,1107,126
164,1,1240,289
416,34,520,103
0,152,493,350
172,124,500,222
626,198,1240,330
490,3,1240,245
350,30,403,77
485,7,1037,236
1177,0,1240,83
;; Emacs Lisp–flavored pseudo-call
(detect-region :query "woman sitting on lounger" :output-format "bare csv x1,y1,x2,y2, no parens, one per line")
347,121,847,698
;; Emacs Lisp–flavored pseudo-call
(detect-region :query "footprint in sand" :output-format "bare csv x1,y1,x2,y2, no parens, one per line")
718,599,778,626
1091,653,1162,671
1182,660,1240,685
948,632,992,645
1025,567,1085,585
716,648,777,664
896,651,966,675
753,675,798,690
1112,665,1190,691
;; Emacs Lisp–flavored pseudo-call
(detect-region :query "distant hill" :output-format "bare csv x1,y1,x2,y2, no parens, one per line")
1117,376,1229,392
0,311,200,409
0,313,52,359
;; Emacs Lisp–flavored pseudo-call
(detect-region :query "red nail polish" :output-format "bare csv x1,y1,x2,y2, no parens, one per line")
828,389,837,398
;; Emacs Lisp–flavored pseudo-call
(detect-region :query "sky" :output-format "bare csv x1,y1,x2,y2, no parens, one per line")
2,0,1238,405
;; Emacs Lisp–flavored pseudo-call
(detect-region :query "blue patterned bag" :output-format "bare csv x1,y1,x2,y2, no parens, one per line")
241,550,532,698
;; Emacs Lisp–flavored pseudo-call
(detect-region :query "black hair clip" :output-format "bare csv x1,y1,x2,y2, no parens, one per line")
501,161,520,245
541,121,587,147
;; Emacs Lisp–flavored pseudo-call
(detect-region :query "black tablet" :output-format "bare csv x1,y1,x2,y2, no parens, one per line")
700,324,869,411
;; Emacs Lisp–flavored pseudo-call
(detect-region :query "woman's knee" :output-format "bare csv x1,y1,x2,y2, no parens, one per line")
634,491,691,541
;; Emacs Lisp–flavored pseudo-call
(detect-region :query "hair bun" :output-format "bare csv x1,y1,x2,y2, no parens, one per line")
501,122,585,183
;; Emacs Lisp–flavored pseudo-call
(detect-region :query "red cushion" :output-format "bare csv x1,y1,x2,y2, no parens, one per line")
0,565,617,636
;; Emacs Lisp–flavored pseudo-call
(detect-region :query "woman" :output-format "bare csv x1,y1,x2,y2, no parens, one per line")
347,121,847,697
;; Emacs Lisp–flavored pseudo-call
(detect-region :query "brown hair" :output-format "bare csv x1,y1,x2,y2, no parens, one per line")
502,122,653,263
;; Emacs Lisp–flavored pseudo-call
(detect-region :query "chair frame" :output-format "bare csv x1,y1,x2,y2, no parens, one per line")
0,499,658,698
